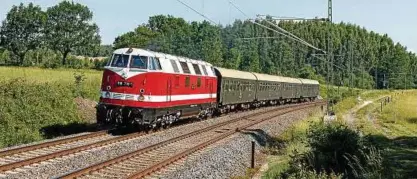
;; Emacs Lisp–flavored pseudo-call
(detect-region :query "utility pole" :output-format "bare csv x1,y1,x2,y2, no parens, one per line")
326,0,333,114
349,40,353,89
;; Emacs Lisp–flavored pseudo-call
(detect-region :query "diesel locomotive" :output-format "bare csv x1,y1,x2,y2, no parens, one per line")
97,48,319,129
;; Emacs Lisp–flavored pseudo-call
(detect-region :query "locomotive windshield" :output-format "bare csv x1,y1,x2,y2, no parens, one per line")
130,55,148,69
110,54,130,67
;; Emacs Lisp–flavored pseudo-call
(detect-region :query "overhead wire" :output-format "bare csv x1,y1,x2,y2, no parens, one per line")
259,16,324,52
176,0,217,25
227,0,325,53
227,0,249,18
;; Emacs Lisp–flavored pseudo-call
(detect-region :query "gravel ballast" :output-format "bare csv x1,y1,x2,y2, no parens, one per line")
157,107,323,179
0,105,302,179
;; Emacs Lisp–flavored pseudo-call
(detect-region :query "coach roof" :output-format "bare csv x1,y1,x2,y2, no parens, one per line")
252,73,302,84
214,67,257,80
298,78,320,85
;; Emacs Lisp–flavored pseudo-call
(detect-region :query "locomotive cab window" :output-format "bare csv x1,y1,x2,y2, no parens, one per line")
151,57,162,70
111,54,130,68
130,55,148,69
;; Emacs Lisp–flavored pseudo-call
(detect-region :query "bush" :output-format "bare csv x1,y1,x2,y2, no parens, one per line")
282,122,385,178
0,78,85,147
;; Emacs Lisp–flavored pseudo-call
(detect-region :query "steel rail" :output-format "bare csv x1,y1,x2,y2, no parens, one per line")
0,101,304,173
127,101,323,179
0,130,109,158
60,101,324,179
0,131,145,172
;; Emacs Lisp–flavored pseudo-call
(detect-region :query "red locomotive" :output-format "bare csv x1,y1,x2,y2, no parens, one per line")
97,48,320,129
97,48,218,129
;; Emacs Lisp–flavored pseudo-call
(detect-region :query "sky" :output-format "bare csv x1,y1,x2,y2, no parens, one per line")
0,0,416,53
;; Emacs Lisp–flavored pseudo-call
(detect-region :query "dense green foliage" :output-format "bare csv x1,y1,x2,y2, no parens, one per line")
0,2,102,67
114,15,417,89
0,67,102,147
281,123,386,179
0,79,80,146
0,3,46,65
45,1,100,65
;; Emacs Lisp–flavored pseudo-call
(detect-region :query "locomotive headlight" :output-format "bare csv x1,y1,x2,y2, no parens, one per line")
140,89,145,94
105,91,111,98
138,94,145,101
106,86,111,91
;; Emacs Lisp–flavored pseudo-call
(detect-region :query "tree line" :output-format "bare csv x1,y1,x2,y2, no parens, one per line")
114,15,417,89
1,1,416,89
0,1,106,68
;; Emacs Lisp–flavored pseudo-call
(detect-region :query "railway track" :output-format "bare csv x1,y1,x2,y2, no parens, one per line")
60,101,324,179
0,131,110,166
0,129,149,173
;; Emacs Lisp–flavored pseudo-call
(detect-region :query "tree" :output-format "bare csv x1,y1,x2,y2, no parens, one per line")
113,15,417,89
0,3,46,65
45,1,100,65
113,26,157,49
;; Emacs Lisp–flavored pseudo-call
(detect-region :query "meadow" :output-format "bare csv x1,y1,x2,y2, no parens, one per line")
0,67,103,147
263,89,417,178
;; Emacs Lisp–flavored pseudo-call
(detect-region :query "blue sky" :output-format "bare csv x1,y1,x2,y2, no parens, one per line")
1,0,416,53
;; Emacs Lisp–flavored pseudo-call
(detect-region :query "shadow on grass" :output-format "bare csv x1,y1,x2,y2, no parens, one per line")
368,134,417,178
406,117,417,124
40,122,99,139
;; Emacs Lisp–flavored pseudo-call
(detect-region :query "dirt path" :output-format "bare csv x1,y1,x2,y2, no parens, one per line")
343,96,388,127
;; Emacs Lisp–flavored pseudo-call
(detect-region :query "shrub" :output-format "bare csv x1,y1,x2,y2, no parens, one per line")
282,122,386,178
0,78,83,147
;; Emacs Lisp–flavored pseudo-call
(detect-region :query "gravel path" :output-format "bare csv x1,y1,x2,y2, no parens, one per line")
153,106,323,179
0,105,289,179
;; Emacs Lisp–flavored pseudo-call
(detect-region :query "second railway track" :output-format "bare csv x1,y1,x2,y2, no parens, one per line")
61,101,324,179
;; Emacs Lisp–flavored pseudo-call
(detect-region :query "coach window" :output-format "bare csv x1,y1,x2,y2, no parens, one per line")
185,76,190,87
170,60,180,73
197,77,201,87
180,62,190,74
193,64,202,75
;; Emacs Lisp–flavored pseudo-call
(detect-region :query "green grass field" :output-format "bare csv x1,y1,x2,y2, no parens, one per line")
0,67,103,147
263,89,417,178
0,67,102,83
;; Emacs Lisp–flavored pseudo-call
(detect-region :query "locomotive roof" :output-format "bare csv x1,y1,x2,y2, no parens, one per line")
252,73,302,84
298,78,320,85
113,48,213,67
214,67,257,80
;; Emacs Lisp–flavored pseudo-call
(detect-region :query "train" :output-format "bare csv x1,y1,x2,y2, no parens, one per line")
96,48,320,129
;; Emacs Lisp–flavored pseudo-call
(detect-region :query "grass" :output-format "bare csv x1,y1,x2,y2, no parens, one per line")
0,67,102,100
263,89,417,178
262,109,323,178
0,67,103,147
354,90,417,177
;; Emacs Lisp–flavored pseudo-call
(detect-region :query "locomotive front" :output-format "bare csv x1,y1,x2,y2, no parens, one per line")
97,48,163,127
